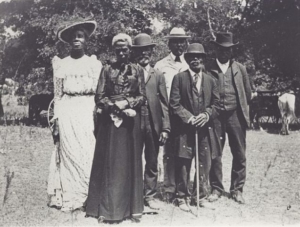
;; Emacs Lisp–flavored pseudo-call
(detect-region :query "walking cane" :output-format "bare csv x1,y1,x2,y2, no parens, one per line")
195,129,199,217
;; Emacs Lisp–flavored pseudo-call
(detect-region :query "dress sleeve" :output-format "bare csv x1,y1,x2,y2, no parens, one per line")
95,66,114,110
90,55,103,92
52,56,64,120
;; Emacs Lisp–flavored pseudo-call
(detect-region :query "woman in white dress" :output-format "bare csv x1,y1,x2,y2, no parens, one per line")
47,20,102,212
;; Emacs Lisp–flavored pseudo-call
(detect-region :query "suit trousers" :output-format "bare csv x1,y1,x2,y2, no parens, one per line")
210,109,247,193
141,113,160,201
175,134,211,200
163,142,176,194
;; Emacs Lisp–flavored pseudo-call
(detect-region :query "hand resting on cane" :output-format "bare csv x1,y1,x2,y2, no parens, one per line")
188,112,209,128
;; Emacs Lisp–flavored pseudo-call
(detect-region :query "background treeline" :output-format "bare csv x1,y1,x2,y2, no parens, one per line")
0,0,299,96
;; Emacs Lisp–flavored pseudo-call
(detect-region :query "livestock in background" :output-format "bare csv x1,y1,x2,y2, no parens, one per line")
278,92,298,135
28,94,54,126
249,91,281,129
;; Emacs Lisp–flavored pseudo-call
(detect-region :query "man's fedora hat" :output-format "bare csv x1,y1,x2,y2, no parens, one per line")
58,20,97,43
184,43,206,57
165,27,191,39
211,32,238,48
132,33,156,48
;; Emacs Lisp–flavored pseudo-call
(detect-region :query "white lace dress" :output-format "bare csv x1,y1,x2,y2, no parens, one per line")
47,55,102,211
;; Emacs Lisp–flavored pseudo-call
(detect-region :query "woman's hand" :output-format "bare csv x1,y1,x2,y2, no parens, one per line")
114,100,129,110
52,119,59,144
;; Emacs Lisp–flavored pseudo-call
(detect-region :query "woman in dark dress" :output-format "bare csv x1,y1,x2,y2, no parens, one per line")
86,33,146,223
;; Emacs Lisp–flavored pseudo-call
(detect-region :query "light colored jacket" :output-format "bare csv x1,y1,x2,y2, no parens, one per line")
154,53,189,98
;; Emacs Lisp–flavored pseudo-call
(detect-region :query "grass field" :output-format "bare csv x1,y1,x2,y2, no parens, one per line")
1,125,300,226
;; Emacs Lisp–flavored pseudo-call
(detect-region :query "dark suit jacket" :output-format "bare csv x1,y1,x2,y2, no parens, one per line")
145,67,170,135
209,60,252,127
169,69,221,159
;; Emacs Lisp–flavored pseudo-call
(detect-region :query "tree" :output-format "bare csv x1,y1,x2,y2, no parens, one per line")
238,0,300,90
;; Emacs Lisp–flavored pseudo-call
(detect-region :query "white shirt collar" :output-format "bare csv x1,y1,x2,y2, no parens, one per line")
188,68,202,78
216,59,230,74
170,52,184,63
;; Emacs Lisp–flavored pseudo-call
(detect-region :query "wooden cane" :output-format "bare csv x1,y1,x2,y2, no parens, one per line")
195,129,199,217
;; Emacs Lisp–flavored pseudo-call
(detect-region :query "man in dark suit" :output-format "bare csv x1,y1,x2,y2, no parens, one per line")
169,43,220,211
208,32,252,204
132,33,170,210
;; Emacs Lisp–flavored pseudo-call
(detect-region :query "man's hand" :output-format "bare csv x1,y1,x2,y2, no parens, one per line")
191,113,209,127
159,131,169,146
114,100,129,110
96,108,102,114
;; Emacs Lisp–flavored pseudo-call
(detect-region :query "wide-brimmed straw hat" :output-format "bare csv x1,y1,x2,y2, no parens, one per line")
210,32,239,48
58,20,97,43
165,27,191,39
184,43,206,57
132,33,156,48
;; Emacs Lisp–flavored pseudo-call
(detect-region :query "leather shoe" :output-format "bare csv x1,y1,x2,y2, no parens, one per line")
176,198,190,212
231,191,245,204
145,199,161,210
130,217,141,223
164,192,175,203
208,189,222,202
199,200,216,210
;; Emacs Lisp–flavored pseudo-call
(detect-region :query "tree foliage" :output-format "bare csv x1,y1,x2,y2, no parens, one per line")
0,0,299,93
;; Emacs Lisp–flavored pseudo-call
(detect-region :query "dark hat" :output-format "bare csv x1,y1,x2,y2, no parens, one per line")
211,32,238,48
165,27,191,39
132,33,156,48
58,20,97,43
184,43,206,57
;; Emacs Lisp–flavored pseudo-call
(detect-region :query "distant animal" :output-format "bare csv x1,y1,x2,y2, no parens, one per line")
249,92,281,129
278,93,296,135
28,94,54,126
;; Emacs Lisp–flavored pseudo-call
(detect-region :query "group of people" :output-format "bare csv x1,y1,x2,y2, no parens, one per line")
47,19,252,224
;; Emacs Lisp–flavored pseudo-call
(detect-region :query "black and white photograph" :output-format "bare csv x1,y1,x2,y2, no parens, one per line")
0,0,299,226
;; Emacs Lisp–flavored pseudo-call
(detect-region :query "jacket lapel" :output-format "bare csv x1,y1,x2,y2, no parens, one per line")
184,70,195,114
201,72,209,102
145,67,154,85
209,61,220,79
230,61,239,77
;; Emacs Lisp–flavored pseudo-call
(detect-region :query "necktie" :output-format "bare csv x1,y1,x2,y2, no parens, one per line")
175,56,181,62
193,74,199,87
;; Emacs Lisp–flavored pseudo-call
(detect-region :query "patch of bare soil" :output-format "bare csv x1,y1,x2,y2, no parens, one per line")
1,126,300,226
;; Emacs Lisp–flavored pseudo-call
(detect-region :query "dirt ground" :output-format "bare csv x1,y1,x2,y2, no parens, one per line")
1,125,300,226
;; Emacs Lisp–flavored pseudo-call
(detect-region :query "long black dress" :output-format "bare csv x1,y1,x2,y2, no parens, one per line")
86,63,146,221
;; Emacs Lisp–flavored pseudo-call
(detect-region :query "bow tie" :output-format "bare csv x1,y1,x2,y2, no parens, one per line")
175,56,181,62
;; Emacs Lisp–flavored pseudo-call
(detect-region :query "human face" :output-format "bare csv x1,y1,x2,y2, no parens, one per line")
169,38,187,56
114,41,131,64
216,45,232,64
70,29,86,50
133,46,153,67
185,54,205,73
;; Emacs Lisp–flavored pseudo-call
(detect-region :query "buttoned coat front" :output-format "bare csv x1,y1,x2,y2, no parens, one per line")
169,70,221,159
209,60,252,127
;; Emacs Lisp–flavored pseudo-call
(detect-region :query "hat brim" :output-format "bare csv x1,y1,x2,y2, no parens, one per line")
184,52,207,57
165,35,191,39
58,21,97,43
210,40,239,47
131,43,156,48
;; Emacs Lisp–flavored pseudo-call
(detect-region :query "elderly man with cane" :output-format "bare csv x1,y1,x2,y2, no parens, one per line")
169,43,221,212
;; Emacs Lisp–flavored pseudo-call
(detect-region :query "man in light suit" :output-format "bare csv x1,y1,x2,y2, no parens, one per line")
132,33,170,210
154,27,190,202
208,32,252,204
169,43,221,211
